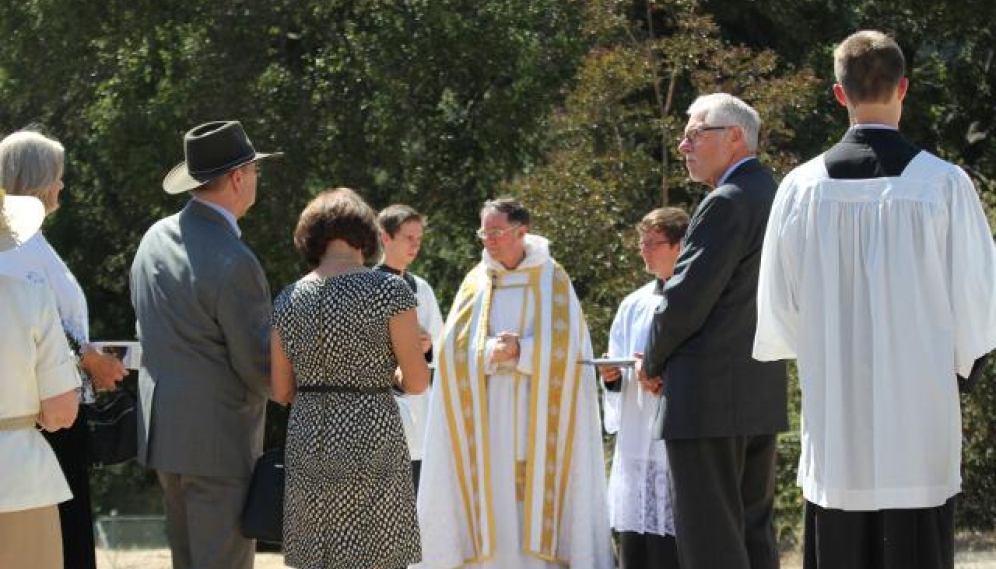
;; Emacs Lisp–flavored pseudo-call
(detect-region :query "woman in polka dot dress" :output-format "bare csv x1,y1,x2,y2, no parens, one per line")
271,188,430,569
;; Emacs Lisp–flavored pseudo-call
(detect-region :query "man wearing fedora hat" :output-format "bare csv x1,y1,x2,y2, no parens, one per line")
130,121,281,569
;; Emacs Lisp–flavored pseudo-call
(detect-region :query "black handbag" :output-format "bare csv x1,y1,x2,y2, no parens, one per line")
240,448,285,543
83,386,138,467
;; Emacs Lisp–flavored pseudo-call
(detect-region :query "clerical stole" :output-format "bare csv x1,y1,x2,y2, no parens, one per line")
436,260,585,564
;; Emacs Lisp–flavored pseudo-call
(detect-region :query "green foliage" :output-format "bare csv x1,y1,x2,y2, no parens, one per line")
961,347,996,528
774,363,804,549
89,462,162,517
0,0,589,316
704,0,996,174
509,0,822,352
775,432,803,551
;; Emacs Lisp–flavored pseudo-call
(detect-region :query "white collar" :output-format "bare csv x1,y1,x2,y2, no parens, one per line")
482,233,551,271
192,197,241,238
849,123,899,131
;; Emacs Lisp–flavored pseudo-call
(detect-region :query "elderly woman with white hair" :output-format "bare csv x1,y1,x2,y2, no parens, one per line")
0,189,81,569
0,130,127,569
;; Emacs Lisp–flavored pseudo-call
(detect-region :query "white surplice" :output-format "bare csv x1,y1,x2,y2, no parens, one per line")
414,235,612,569
754,151,996,510
602,280,674,537
396,272,445,461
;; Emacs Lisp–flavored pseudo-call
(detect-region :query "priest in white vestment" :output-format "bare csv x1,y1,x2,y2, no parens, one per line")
414,197,613,569
754,30,996,569
600,207,688,569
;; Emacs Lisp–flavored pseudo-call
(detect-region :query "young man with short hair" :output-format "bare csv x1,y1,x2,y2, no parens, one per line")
600,207,689,569
754,30,996,569
374,204,444,492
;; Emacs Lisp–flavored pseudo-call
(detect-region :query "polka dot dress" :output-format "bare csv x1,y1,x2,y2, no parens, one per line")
272,270,421,569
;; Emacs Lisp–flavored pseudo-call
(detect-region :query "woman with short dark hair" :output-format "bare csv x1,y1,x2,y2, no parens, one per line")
292,187,381,267
271,187,429,569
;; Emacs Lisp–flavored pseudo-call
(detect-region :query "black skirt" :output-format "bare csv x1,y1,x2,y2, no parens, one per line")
42,412,97,569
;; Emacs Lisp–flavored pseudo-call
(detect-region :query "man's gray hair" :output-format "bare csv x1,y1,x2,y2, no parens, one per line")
687,93,761,153
481,196,530,226
0,130,65,197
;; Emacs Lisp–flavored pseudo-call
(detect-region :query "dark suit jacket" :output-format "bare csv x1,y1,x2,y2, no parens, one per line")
130,199,272,478
645,158,788,440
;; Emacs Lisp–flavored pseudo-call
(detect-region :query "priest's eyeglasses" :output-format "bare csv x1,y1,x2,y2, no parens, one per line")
679,125,731,144
476,224,521,240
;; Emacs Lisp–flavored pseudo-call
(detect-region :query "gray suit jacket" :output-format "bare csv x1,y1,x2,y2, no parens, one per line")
130,199,271,478
645,159,788,440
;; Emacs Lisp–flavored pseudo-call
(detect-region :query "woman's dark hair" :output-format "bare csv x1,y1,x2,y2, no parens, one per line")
293,187,380,267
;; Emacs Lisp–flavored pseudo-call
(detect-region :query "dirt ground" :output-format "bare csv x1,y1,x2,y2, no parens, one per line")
96,537,996,569
96,548,285,569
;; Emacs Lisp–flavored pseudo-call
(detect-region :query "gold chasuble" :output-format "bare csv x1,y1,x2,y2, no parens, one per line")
415,235,613,569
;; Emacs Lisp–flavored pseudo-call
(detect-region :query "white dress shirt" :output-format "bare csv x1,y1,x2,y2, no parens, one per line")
192,197,241,237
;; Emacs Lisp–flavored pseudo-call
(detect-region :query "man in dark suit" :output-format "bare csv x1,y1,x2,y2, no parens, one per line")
130,121,281,569
638,93,788,569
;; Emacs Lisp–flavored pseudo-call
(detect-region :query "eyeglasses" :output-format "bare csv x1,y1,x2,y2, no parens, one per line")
678,125,732,144
638,239,673,250
476,224,521,240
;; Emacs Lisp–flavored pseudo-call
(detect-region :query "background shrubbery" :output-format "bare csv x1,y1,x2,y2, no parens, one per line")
3,0,993,547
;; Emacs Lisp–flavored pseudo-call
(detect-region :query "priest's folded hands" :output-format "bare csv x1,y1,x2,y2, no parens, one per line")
490,331,521,368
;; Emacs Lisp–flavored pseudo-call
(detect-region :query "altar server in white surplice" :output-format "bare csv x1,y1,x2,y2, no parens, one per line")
414,197,612,569
374,204,445,495
753,30,996,569
600,207,688,569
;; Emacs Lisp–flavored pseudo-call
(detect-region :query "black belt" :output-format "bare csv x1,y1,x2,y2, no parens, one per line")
297,384,392,395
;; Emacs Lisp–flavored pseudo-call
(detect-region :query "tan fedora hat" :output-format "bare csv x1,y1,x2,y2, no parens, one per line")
162,120,283,194
0,189,44,253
